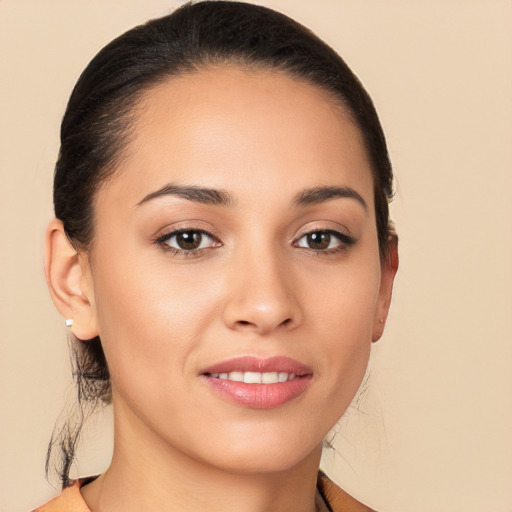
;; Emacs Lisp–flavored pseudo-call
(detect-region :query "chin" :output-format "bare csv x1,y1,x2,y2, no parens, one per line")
204,452,316,475
189,430,323,475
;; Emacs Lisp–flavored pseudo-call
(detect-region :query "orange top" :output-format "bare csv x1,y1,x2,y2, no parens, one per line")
317,472,376,512
33,472,375,512
32,477,95,512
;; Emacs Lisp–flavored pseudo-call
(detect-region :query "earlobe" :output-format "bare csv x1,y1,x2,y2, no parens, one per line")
44,219,99,340
372,233,399,343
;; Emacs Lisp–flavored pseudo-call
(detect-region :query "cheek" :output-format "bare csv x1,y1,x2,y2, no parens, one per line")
88,243,221,385
308,251,381,337
88,248,226,446
305,254,381,397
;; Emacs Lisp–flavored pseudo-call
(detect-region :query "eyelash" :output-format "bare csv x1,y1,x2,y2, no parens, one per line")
155,228,220,258
293,229,355,255
155,227,355,257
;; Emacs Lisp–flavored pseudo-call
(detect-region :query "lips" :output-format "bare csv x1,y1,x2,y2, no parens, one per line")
201,355,312,375
200,356,313,409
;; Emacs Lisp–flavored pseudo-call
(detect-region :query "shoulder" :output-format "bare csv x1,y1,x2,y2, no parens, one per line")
317,471,377,512
31,479,94,512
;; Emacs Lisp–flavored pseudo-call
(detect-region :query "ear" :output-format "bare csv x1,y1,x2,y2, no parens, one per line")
44,219,99,341
372,232,399,342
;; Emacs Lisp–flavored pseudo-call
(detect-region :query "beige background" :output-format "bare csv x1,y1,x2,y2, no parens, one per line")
1,1,511,511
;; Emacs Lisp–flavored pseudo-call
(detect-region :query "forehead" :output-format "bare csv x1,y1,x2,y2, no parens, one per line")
100,66,374,209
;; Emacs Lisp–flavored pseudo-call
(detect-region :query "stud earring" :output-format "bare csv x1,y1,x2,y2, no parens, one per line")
65,318,74,327
379,318,384,324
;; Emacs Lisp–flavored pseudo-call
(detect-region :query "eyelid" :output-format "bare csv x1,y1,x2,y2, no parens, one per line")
152,220,219,242
293,221,353,240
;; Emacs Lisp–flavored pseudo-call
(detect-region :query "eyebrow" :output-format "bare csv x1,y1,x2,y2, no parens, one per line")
292,186,367,211
137,184,233,207
136,183,367,211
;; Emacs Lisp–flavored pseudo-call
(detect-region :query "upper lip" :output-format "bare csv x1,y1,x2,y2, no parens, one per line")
200,356,312,376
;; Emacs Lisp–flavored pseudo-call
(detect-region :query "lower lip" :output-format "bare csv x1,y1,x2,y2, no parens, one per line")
201,375,312,409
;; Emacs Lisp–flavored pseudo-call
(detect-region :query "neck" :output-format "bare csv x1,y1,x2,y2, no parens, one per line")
81,400,323,512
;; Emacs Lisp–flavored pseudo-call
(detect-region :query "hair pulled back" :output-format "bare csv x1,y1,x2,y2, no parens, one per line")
49,0,394,486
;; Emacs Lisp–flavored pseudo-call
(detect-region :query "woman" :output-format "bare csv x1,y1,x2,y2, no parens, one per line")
36,1,398,511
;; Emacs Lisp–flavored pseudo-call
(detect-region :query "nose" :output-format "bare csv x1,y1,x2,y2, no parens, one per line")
222,246,302,336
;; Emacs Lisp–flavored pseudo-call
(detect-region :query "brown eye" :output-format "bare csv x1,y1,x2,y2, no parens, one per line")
175,231,203,250
159,229,217,252
306,232,331,250
295,229,354,252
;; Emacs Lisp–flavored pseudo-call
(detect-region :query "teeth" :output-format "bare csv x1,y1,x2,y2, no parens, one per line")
244,371,262,383
261,372,278,384
210,371,297,383
228,371,244,382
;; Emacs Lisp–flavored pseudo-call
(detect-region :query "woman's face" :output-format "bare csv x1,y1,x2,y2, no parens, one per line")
81,67,393,473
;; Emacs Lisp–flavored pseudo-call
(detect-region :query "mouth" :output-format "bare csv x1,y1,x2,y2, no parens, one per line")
200,356,313,409
205,371,299,384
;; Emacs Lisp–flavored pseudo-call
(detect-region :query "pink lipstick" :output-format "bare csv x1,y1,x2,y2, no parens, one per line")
200,356,313,409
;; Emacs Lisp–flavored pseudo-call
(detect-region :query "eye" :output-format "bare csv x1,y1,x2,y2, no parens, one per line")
295,230,353,252
157,229,218,252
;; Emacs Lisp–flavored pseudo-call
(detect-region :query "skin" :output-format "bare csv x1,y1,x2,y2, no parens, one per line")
45,66,398,512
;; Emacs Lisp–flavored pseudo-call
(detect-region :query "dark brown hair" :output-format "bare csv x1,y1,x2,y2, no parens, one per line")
48,0,394,486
